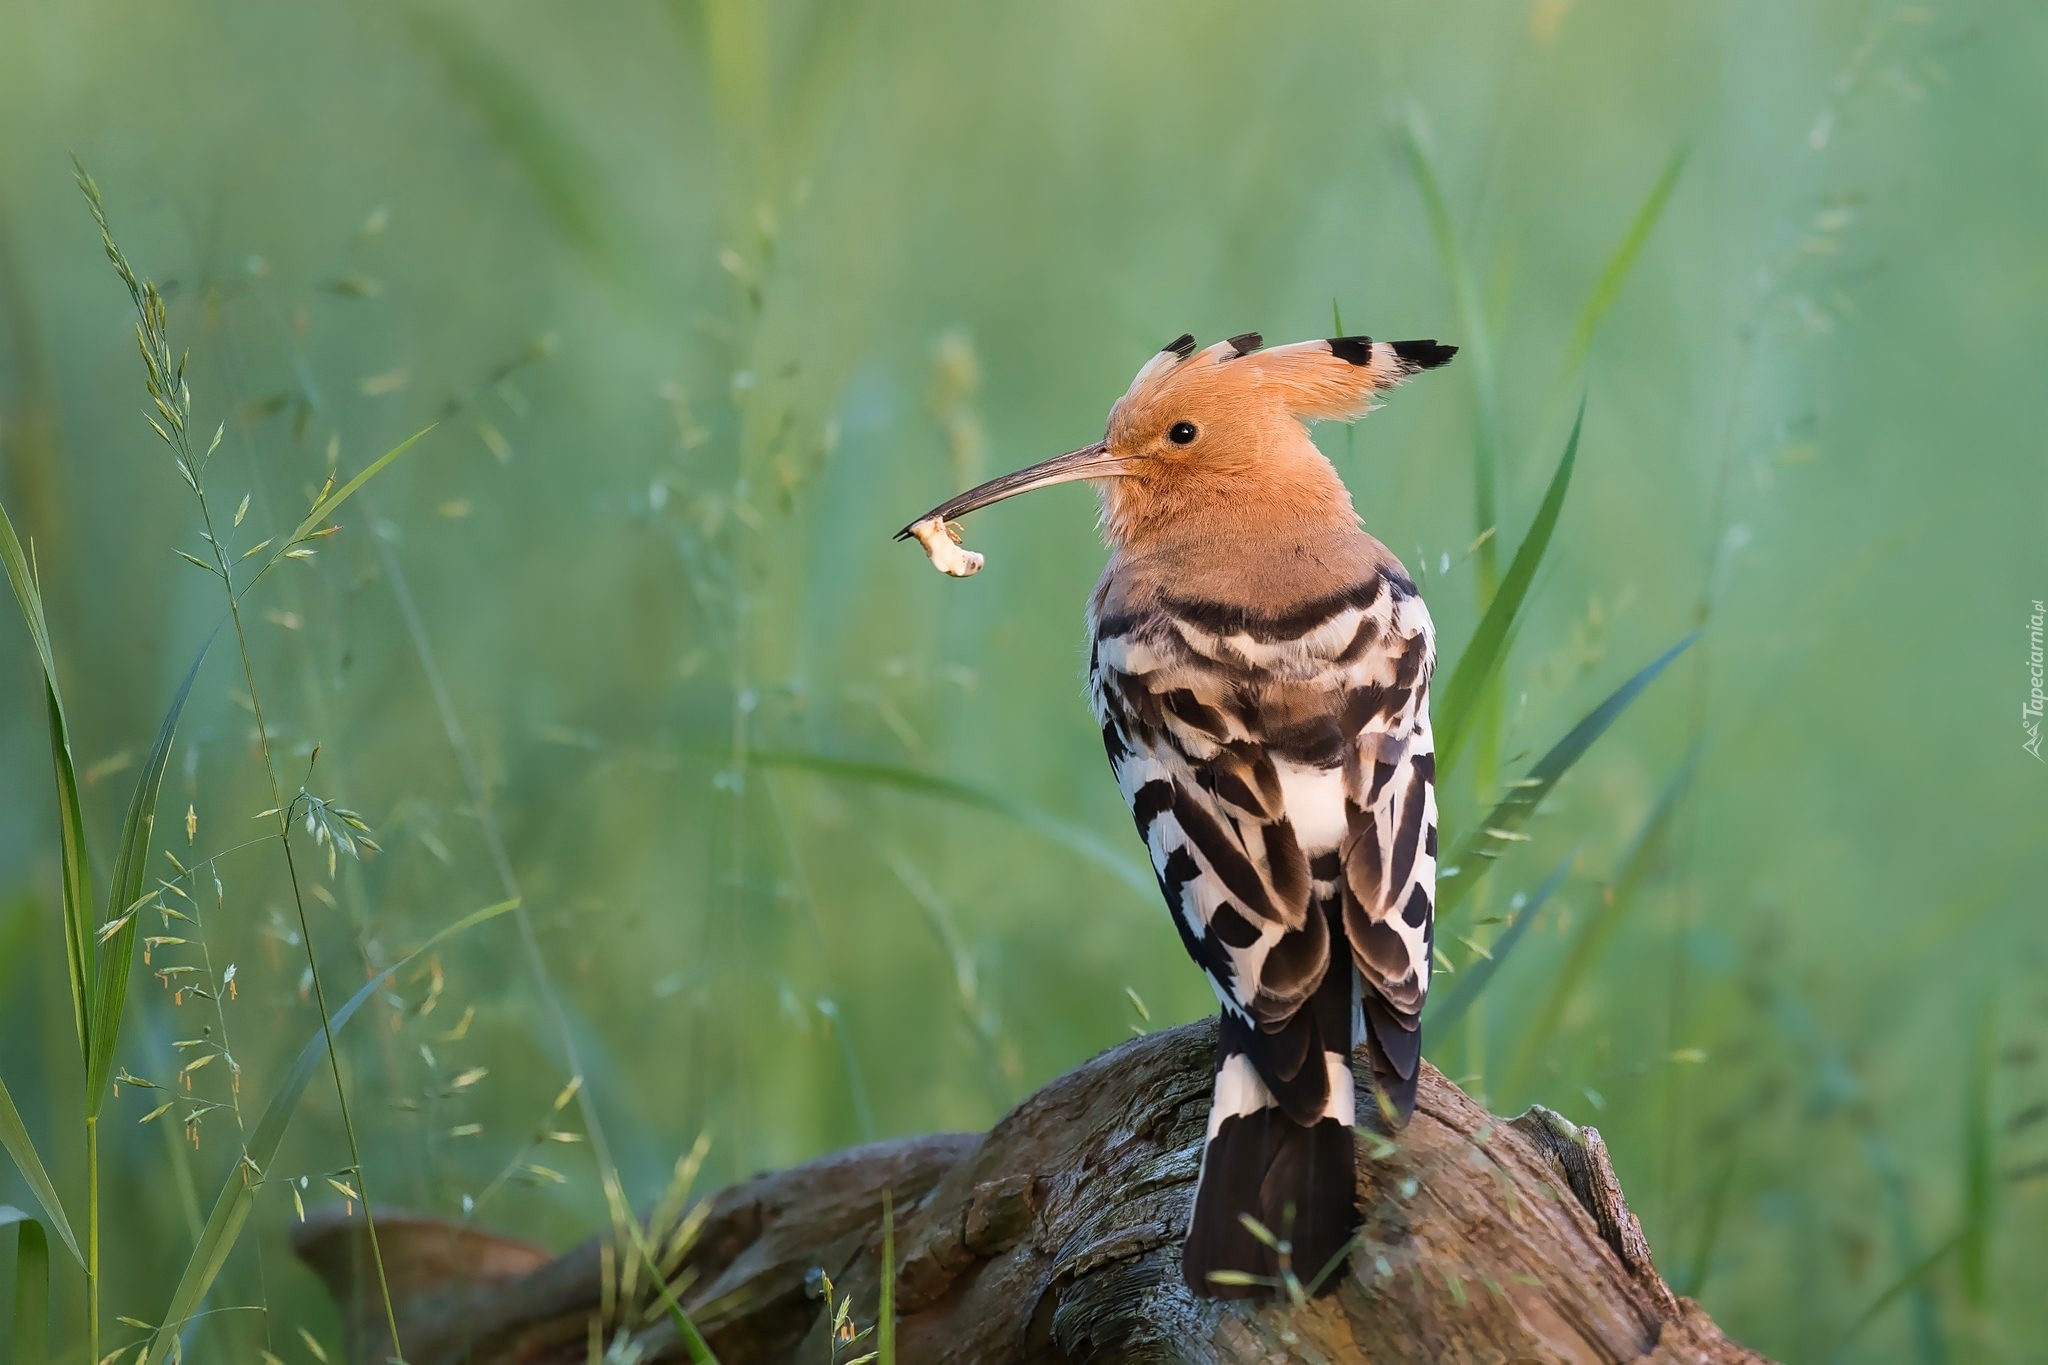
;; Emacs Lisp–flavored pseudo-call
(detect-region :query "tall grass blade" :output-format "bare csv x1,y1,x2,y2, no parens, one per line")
5,1209,50,1362
407,9,629,282
1503,744,1700,1094
0,502,94,1061
0,1085,79,1266
1436,399,1582,776
1682,1138,1742,1298
1426,852,1573,1032
632,1235,719,1364
1398,113,1498,588
85,631,214,1112
1828,1225,1966,1363
1397,114,1491,404
238,426,435,600
1440,631,1698,922
878,1190,896,1365
1866,1133,1948,1365
1959,992,1996,1307
292,426,435,547
1559,149,1688,381
1399,110,1513,797
749,749,1152,894
1766,982,1948,1363
142,897,519,1364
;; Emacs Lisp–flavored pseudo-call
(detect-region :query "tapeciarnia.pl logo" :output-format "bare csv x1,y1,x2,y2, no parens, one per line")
2027,599,2045,761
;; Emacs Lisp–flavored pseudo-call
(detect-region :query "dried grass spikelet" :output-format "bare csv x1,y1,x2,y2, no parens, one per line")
908,516,983,577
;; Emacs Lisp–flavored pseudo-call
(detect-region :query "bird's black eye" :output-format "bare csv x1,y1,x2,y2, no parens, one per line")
1167,421,1198,445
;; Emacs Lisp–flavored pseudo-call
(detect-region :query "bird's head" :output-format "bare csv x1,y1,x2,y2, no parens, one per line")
897,332,1455,553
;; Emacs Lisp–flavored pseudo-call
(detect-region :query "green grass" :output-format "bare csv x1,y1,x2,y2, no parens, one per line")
0,3,2042,1361
1434,398,1581,780
2,482,212,1359
6,1208,48,1364
142,898,518,1365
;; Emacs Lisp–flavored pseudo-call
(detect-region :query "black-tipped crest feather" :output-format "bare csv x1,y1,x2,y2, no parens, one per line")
1327,335,1376,366
1390,338,1458,369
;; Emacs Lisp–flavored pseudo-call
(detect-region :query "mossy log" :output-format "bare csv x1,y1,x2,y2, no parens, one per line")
296,1019,1772,1364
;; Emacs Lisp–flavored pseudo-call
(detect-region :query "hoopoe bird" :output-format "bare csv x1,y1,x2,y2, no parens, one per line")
899,330,1455,1297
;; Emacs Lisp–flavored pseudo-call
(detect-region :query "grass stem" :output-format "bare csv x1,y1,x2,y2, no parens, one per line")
201,489,408,1358
74,160,409,1360
86,1113,97,1365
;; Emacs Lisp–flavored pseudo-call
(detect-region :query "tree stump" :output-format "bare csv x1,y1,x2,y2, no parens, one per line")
296,1019,1772,1363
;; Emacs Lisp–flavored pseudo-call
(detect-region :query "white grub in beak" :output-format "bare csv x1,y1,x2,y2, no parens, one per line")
895,440,1121,578
908,516,984,577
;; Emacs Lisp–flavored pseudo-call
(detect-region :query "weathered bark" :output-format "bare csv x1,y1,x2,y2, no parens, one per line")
297,1019,1771,1364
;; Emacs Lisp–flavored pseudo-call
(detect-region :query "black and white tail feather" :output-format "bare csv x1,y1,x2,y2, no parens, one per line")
1090,566,1437,1297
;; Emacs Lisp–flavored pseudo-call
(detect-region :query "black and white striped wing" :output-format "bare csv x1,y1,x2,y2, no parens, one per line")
1337,594,1437,1120
1088,571,1435,1124
1092,638,1322,1014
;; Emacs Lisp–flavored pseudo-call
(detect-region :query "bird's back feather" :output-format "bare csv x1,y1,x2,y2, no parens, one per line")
1091,550,1437,1294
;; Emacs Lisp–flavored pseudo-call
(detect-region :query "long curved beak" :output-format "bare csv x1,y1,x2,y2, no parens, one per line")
894,440,1123,540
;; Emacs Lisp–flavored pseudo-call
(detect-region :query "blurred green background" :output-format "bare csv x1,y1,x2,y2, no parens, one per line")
1,0,2044,1359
